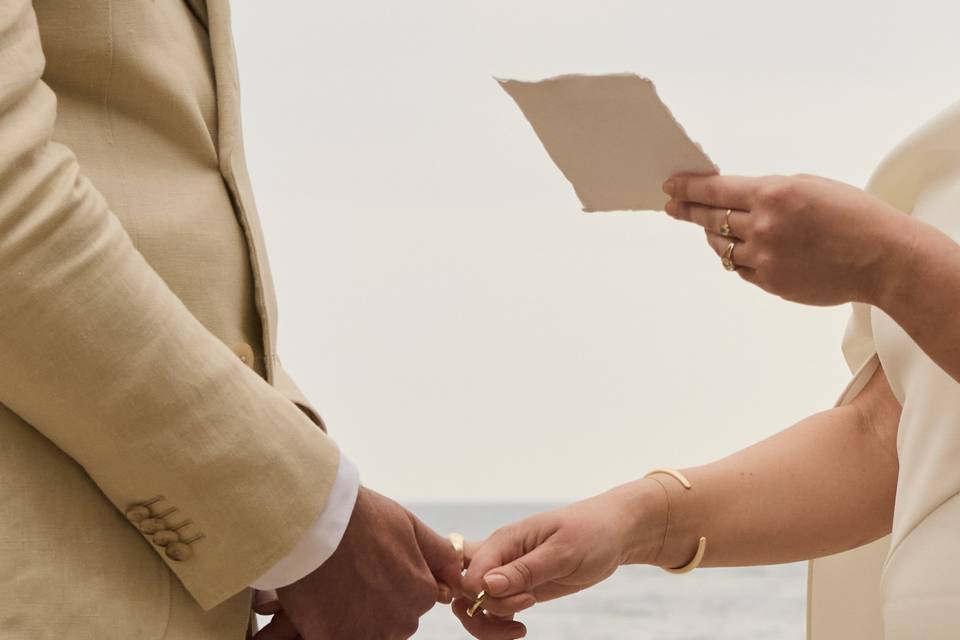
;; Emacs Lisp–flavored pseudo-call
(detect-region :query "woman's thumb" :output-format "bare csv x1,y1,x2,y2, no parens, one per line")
481,542,568,598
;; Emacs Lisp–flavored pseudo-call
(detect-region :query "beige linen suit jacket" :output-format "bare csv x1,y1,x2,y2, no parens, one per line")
0,1,341,637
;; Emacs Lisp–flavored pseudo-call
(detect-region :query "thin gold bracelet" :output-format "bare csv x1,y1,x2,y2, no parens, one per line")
643,468,707,574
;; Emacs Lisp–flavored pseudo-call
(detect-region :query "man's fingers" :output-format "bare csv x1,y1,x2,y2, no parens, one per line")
438,582,454,604
252,611,300,640
463,539,481,570
452,599,527,640
664,174,759,211
412,516,464,596
252,589,282,615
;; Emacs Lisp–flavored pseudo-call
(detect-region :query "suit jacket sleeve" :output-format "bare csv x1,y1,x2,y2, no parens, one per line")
0,0,341,610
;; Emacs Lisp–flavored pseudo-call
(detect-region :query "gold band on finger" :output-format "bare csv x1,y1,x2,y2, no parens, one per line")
721,241,736,271
448,533,465,572
467,590,488,617
719,209,733,237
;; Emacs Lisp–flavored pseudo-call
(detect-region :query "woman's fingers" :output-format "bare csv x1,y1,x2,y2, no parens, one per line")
452,598,527,640
663,174,760,211
466,537,574,599
704,230,757,269
666,200,750,239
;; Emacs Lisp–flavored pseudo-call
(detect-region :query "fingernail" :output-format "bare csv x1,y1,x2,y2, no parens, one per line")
438,583,452,603
662,179,674,195
483,572,509,595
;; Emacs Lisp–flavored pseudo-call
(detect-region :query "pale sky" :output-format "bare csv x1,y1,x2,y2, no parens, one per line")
230,1,960,502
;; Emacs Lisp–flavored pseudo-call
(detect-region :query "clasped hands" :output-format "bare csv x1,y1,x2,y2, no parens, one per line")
252,482,658,640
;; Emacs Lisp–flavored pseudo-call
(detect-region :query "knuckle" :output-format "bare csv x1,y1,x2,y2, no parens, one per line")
413,573,438,610
491,524,512,540
753,251,774,271
552,542,578,567
397,617,420,639
750,215,777,240
755,180,795,208
512,559,535,588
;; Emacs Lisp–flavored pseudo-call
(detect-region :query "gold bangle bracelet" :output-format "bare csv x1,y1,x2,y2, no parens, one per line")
643,468,708,574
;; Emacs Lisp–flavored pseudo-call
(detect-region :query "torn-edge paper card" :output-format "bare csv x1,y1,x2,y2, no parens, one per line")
496,73,718,213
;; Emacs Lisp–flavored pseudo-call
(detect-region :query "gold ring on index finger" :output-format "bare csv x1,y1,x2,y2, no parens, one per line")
448,532,465,572
719,209,734,237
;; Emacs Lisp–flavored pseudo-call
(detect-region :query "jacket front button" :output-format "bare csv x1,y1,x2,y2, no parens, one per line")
166,542,193,561
232,342,255,369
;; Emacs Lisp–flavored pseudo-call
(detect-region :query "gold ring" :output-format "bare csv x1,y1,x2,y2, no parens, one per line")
721,241,736,271
448,533,465,572
467,590,488,618
719,209,733,237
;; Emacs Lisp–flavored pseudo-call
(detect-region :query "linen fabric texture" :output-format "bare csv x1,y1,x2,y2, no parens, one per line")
0,1,343,637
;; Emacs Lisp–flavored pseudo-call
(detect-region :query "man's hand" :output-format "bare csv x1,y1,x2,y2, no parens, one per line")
255,487,462,640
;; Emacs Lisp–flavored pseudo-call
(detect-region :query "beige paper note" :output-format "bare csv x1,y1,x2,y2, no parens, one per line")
497,73,718,213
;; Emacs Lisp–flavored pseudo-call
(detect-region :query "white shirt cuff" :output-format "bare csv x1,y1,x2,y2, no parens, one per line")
250,453,360,590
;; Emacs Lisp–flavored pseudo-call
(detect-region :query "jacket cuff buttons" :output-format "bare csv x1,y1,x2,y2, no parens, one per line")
125,496,206,562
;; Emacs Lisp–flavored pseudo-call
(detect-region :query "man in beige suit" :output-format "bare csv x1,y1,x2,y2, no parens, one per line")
0,1,462,638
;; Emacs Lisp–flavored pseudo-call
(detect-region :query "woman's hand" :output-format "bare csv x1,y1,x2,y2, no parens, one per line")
452,482,664,639
662,173,917,306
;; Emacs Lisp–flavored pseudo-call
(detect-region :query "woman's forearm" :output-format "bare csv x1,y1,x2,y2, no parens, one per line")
621,367,900,569
875,216,960,384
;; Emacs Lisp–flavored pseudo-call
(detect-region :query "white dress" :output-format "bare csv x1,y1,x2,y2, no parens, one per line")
807,99,960,639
